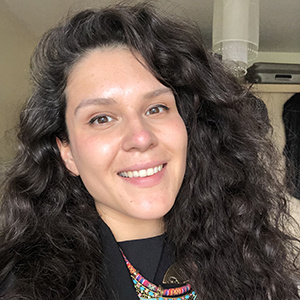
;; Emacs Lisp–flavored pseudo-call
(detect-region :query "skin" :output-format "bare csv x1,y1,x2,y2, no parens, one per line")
58,47,188,241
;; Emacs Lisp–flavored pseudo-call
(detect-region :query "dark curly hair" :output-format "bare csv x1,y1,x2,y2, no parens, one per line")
0,2,299,299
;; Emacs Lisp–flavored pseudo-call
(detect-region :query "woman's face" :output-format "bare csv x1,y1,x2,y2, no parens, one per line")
59,47,187,234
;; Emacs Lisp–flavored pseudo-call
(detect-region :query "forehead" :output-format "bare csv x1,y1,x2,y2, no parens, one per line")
64,47,170,112
67,46,142,80
66,47,162,92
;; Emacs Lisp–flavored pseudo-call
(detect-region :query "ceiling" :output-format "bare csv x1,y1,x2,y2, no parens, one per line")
1,0,300,53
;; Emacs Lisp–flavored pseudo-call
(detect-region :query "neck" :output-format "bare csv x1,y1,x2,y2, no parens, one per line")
100,213,164,242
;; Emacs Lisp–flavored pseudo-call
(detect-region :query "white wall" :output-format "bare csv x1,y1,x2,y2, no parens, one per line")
253,52,300,64
0,2,37,163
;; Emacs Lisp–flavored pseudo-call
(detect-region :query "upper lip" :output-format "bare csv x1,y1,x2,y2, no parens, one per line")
117,161,166,173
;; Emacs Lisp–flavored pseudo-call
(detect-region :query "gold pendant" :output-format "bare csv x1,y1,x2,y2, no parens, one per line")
162,262,189,285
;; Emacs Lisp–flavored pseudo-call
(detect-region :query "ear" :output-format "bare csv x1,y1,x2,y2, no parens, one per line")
56,137,80,176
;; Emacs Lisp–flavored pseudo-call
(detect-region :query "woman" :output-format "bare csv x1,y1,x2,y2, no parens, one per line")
0,3,299,299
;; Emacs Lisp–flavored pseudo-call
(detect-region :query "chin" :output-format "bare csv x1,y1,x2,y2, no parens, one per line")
133,202,174,220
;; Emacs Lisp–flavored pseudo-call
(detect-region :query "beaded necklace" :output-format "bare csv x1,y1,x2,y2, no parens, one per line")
121,251,197,300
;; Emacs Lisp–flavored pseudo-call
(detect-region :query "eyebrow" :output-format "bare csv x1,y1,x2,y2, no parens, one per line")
74,87,172,115
143,87,173,99
74,97,117,115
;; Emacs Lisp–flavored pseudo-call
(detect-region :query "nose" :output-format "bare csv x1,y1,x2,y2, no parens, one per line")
122,115,158,152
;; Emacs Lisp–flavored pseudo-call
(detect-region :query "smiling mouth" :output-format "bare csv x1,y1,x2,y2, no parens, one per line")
118,164,165,178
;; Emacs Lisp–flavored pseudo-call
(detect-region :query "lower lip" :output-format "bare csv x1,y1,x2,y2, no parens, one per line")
118,164,167,188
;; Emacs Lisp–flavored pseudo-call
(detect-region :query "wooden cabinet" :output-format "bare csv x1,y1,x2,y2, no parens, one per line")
250,84,300,228
250,84,300,152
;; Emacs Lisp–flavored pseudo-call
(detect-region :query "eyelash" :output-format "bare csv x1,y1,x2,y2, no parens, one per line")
88,105,169,125
146,105,169,115
88,115,114,125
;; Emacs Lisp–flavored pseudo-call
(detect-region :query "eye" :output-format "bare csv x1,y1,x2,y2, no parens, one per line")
89,115,114,125
146,105,169,115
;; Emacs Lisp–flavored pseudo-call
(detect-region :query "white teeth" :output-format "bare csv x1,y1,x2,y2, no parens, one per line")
119,164,164,178
139,169,147,177
147,168,154,176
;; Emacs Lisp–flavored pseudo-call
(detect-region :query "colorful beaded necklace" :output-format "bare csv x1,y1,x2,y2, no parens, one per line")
121,251,197,300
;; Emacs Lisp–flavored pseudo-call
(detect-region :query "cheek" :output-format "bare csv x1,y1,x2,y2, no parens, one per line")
71,133,119,171
172,119,188,181
168,118,188,154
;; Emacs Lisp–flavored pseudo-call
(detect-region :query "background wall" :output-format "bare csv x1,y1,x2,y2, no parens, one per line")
0,1,37,164
254,52,300,64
